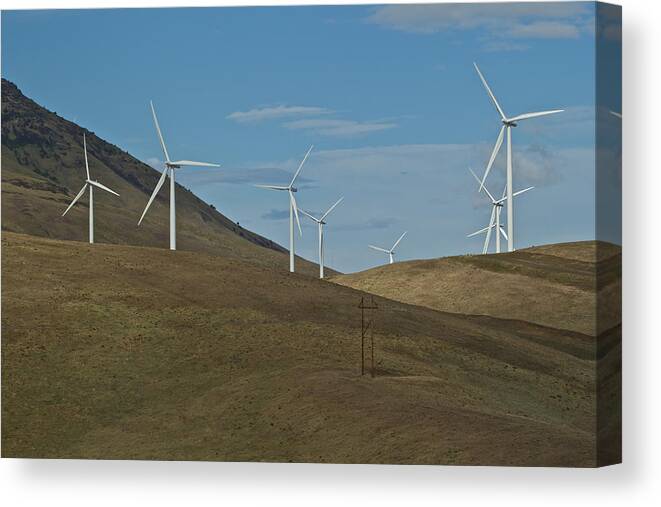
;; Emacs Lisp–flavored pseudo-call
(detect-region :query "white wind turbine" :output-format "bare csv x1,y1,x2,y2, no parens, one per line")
299,197,344,279
62,134,120,243
473,62,563,252
138,101,220,251
256,146,313,273
467,168,533,254
369,232,407,265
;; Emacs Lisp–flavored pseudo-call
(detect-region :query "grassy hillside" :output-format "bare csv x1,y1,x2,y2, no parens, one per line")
1,78,326,277
1,232,617,466
332,241,621,336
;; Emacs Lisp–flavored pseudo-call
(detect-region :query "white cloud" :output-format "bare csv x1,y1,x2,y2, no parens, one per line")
226,105,332,124
335,217,398,231
283,118,397,137
508,21,581,39
227,105,397,137
179,141,596,271
145,157,165,171
482,40,529,53
367,3,593,50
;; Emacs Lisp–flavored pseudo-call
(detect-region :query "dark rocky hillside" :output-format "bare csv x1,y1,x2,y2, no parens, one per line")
1,78,325,276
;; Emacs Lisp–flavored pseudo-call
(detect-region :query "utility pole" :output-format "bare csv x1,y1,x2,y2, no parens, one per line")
358,295,378,377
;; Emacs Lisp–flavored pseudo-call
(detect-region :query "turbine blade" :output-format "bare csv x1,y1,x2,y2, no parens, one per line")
138,167,169,225
320,196,344,221
500,226,509,241
289,191,302,236
469,167,496,203
170,160,221,168
512,186,534,198
496,186,535,204
480,125,505,192
150,101,171,163
508,110,564,122
391,231,407,251
290,145,313,187
468,167,482,186
254,184,288,190
610,110,622,119
368,245,389,253
467,225,492,237
473,62,506,120
88,180,120,196
298,208,320,222
62,184,88,216
483,206,496,254
83,134,90,180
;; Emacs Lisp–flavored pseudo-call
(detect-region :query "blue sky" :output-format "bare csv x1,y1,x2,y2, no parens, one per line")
2,3,621,273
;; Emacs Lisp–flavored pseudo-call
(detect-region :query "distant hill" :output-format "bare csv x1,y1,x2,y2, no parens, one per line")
332,241,621,336
2,232,616,466
1,78,326,276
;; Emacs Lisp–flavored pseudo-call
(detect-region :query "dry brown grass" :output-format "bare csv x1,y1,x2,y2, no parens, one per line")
332,241,621,336
1,233,612,466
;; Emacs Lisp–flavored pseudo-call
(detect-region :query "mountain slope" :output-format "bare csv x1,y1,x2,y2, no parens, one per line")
1,79,326,276
332,241,621,336
2,232,610,466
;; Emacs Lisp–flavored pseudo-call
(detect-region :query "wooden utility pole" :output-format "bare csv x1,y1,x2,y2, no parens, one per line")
358,295,378,377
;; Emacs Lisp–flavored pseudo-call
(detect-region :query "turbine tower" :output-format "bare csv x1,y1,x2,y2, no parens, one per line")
467,168,533,254
138,101,220,251
62,134,120,243
369,231,407,265
299,197,344,279
256,146,313,273
473,62,563,252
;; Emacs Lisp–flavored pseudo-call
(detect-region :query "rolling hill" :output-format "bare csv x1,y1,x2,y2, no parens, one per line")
1,79,619,466
1,78,326,276
1,232,619,466
332,241,622,336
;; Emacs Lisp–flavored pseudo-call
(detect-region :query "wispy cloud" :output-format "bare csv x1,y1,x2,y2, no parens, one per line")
367,3,593,51
177,166,315,186
482,40,530,53
226,105,332,124
261,209,290,221
335,217,398,231
228,104,397,137
145,157,165,171
283,118,397,137
310,141,589,191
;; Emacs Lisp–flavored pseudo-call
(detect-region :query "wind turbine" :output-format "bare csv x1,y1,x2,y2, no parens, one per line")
62,134,120,243
138,101,220,251
473,62,563,252
467,168,533,254
369,232,407,265
256,146,313,273
299,197,344,279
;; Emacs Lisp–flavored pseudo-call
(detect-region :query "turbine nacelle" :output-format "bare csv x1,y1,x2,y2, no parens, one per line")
62,134,120,244
473,62,563,251
467,166,533,254
298,197,343,279
256,146,314,272
138,101,220,248
369,231,407,265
